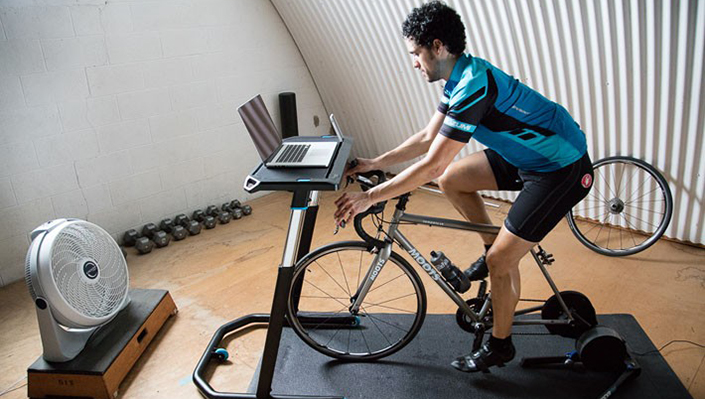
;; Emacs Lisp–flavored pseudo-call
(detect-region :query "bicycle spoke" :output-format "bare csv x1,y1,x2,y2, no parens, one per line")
615,162,628,198
625,175,651,204
365,292,418,307
303,279,350,309
626,204,665,215
361,305,393,347
356,251,363,289
622,210,659,230
579,210,611,237
618,214,642,247
625,187,659,206
367,272,407,294
363,302,417,314
336,252,352,296
313,260,350,297
365,313,411,333
301,295,350,300
598,168,618,199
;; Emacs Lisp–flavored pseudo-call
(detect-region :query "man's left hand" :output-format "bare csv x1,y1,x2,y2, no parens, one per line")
334,191,373,226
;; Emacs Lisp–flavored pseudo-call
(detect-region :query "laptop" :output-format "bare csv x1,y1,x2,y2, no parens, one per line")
238,94,341,168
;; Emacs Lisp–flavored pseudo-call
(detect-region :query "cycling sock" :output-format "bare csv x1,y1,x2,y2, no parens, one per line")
488,335,513,353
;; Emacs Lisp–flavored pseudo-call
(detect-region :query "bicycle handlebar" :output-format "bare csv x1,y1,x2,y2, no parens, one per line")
347,160,388,248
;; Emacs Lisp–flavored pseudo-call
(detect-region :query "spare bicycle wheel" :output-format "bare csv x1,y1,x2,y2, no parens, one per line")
567,156,673,256
541,291,597,338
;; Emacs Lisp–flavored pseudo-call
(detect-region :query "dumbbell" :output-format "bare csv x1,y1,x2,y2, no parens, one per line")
192,210,206,222
228,199,252,216
203,216,216,229
142,223,158,239
175,213,202,235
123,229,141,247
229,199,252,215
192,209,216,229
206,205,219,217
160,218,175,233
217,211,232,224
221,203,242,220
152,230,171,248
135,237,154,254
172,225,188,241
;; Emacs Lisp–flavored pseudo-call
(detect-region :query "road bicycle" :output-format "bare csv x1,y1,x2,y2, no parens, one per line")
567,156,673,256
286,170,599,361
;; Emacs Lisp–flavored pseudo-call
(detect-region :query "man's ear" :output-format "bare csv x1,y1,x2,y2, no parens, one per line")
432,39,445,55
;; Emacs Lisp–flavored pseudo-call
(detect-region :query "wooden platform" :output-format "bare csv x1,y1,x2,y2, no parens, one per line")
27,289,177,399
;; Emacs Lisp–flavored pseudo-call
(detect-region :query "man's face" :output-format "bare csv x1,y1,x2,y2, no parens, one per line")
406,38,440,82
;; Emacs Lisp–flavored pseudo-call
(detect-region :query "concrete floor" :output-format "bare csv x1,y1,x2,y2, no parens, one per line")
1,189,703,398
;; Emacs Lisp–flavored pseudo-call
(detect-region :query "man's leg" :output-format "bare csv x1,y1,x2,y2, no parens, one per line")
451,225,535,372
437,151,499,245
484,226,536,338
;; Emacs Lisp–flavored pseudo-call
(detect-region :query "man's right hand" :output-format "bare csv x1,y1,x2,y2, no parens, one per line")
345,157,377,179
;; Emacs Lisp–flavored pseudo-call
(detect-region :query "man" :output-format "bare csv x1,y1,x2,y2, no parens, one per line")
334,1,593,372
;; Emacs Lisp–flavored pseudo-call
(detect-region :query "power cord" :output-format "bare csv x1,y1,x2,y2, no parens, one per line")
631,339,705,356
0,376,27,397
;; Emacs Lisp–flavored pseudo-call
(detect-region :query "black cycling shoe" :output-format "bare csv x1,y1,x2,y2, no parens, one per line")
463,254,489,281
451,341,516,373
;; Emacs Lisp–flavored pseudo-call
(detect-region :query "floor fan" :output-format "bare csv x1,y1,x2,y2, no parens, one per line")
25,218,130,362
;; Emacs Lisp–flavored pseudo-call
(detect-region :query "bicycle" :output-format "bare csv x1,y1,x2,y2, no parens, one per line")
285,170,599,361
567,156,673,256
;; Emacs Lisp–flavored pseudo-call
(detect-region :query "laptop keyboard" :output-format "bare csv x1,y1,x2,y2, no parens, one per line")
275,144,310,163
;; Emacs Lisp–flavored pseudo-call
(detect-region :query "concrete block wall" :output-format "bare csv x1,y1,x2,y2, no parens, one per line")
0,0,330,287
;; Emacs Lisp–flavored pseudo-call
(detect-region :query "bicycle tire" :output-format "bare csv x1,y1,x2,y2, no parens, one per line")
567,156,673,256
287,241,427,361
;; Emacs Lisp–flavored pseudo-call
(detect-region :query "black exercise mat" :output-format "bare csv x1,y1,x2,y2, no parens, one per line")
249,314,692,399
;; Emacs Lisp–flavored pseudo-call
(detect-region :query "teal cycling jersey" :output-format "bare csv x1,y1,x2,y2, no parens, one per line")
438,54,587,172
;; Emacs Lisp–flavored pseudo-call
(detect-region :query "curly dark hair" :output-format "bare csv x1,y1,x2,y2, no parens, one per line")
402,1,466,55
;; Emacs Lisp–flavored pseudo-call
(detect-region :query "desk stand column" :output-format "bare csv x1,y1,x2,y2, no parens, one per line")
256,196,308,398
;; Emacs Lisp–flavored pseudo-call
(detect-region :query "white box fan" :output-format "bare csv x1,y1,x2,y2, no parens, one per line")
25,218,130,362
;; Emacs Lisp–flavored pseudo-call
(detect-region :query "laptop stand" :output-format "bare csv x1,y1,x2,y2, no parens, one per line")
193,136,353,399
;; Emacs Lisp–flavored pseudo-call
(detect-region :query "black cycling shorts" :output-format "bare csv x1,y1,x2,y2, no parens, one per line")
485,149,593,242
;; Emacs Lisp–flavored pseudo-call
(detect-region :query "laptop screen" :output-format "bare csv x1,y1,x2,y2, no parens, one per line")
238,95,281,162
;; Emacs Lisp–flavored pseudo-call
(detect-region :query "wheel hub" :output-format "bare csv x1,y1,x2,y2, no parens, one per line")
608,198,625,214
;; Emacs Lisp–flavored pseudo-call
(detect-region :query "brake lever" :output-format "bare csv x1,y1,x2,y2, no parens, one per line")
333,220,346,235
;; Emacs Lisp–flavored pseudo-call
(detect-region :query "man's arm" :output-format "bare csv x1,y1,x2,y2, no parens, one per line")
334,133,465,224
349,111,445,175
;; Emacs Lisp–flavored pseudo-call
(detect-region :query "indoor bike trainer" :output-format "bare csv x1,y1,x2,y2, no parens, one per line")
192,135,352,399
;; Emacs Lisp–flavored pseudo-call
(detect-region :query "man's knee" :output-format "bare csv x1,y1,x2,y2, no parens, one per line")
485,249,518,277
438,164,465,193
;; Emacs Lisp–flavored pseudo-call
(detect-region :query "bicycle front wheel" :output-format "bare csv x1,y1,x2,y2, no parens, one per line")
287,241,426,361
567,156,673,256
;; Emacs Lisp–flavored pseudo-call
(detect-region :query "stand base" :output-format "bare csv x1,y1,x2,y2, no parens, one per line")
193,313,345,399
27,289,177,399
521,353,641,399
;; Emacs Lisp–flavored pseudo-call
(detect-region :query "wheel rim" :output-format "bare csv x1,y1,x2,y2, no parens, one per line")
568,157,673,256
289,244,424,360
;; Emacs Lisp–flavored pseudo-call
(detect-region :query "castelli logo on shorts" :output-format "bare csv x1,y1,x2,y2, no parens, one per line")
581,174,593,188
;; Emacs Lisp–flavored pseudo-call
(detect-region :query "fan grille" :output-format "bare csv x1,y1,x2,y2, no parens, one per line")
51,222,128,318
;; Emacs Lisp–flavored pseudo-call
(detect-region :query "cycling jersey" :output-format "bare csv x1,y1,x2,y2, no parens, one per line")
438,54,587,172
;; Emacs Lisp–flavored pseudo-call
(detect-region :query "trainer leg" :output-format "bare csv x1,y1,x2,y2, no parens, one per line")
437,151,498,245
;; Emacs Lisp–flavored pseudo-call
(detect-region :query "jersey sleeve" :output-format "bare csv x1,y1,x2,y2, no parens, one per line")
439,70,496,143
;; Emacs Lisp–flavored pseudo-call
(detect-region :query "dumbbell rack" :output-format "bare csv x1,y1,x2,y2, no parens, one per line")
193,136,352,399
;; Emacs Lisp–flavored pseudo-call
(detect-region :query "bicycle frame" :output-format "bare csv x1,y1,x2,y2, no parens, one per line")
350,204,576,330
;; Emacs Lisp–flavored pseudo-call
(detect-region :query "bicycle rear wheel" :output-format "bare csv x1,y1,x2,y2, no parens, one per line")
287,241,426,361
567,156,673,256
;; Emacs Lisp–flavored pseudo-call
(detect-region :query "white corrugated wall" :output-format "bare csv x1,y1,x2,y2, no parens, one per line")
272,0,705,245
